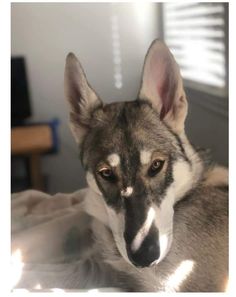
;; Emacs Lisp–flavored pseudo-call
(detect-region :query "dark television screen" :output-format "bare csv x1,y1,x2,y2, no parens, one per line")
11,57,31,126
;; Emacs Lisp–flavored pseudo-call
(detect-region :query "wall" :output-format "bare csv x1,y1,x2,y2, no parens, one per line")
11,3,161,193
185,87,228,167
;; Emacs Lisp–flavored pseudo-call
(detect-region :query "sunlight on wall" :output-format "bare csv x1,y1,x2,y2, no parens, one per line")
133,2,154,28
109,2,157,91
110,12,123,89
165,259,195,292
163,3,226,89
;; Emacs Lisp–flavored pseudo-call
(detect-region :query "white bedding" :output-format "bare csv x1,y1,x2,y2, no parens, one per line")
11,189,120,292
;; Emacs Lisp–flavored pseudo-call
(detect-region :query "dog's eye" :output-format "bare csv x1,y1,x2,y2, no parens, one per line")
98,168,116,182
148,159,165,177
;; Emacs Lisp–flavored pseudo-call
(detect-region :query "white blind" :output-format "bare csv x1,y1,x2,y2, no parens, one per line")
163,3,226,91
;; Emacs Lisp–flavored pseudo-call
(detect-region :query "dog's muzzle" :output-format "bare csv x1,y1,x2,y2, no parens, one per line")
125,224,160,267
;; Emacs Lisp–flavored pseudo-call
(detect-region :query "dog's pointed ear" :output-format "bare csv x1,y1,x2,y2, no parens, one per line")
64,53,103,144
138,39,187,133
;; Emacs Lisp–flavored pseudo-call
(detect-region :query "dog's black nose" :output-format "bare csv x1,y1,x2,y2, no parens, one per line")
126,225,160,268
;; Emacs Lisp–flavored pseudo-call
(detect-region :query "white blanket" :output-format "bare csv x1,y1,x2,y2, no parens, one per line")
11,189,121,292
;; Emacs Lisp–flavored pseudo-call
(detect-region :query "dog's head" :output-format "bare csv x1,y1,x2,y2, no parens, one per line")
64,40,200,267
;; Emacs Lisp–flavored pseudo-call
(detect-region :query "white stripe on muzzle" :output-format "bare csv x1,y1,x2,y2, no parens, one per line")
130,207,155,252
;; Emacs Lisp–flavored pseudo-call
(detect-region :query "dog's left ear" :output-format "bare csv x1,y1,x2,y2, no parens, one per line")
64,53,103,145
138,39,188,134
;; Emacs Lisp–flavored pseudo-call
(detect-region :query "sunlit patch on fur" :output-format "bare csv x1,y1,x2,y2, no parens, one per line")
225,277,230,292
51,288,66,292
164,260,195,292
131,207,155,252
88,288,100,292
203,165,228,187
121,187,133,198
11,249,24,288
140,150,152,165
107,153,120,167
88,288,122,292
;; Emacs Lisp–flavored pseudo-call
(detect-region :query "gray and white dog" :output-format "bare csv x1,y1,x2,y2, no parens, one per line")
64,39,228,292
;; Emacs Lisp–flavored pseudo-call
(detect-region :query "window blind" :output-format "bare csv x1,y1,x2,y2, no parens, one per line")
163,3,227,92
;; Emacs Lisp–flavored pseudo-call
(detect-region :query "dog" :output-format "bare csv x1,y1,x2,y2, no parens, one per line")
64,39,228,292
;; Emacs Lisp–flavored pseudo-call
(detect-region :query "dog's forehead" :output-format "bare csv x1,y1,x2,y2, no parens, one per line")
93,101,166,139
83,100,176,167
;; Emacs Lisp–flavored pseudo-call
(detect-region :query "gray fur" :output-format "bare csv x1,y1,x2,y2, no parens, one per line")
73,184,227,292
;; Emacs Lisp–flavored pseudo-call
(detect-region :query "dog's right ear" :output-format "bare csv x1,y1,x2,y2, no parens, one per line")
138,40,187,134
64,53,102,145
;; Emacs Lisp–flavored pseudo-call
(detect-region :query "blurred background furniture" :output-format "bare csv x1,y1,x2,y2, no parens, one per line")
11,55,60,192
11,124,55,191
11,120,59,192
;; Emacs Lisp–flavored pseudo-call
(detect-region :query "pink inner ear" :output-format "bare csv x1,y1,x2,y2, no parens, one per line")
157,70,176,120
145,45,180,121
149,56,175,120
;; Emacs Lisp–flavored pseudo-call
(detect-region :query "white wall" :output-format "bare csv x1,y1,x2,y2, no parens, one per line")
11,3,161,193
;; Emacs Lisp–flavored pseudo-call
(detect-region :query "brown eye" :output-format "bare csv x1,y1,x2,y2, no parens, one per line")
100,168,112,177
148,159,165,177
98,168,116,182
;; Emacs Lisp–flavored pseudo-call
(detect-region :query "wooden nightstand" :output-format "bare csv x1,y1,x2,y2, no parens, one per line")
11,124,54,191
